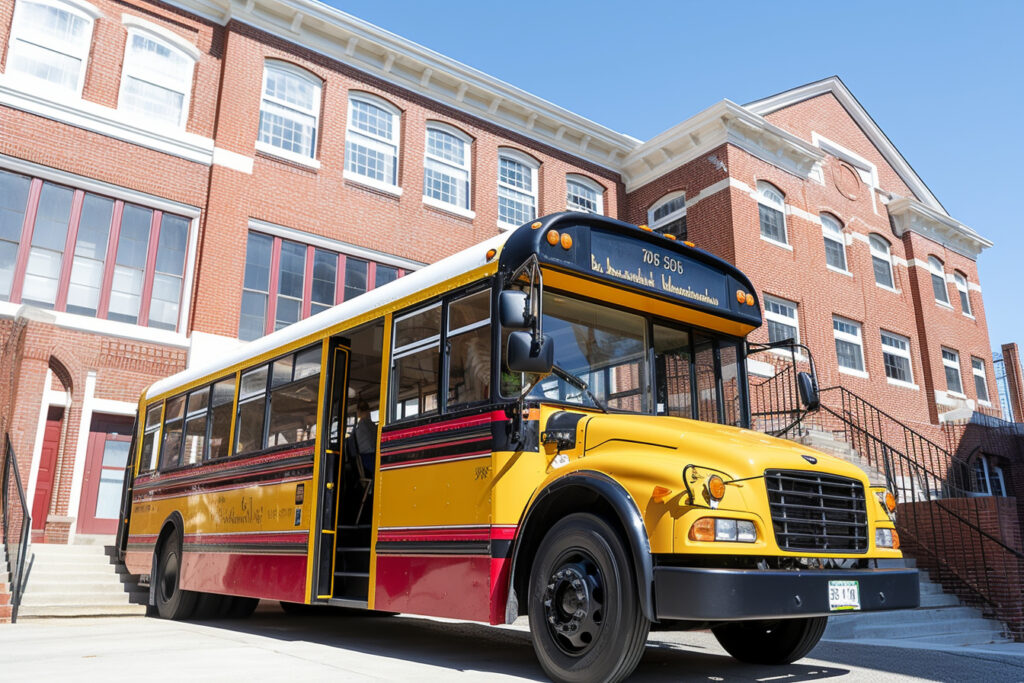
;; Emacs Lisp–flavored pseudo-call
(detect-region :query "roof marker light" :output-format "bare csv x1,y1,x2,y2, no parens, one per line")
531,221,543,230
546,230,560,246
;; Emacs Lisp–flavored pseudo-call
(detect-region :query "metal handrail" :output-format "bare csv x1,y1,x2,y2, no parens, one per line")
2,433,31,622
749,360,809,437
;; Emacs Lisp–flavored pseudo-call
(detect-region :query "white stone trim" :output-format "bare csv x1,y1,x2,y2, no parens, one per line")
422,194,476,219
786,205,820,224
342,169,402,196
886,377,919,390
838,366,869,379
0,302,191,347
121,13,202,61
746,358,776,378
826,265,854,277
0,75,215,164
212,147,254,173
760,235,793,251
247,218,424,271
888,196,991,259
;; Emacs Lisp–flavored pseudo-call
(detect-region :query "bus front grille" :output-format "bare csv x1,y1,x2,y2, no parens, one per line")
764,469,868,553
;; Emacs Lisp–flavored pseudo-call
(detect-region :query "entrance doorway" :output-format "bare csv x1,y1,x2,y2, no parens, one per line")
31,407,64,540
77,414,134,536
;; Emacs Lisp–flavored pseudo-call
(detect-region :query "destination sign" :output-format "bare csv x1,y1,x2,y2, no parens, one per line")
589,231,731,311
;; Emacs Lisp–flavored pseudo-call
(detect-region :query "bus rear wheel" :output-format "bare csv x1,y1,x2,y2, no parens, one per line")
527,513,649,683
712,616,827,664
155,535,197,620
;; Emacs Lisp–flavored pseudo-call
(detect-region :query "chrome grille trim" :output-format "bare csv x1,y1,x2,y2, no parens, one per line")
764,469,868,553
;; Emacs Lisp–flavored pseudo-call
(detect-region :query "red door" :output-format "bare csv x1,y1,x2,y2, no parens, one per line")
77,414,134,536
31,407,64,539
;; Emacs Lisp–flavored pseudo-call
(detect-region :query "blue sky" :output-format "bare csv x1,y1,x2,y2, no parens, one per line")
328,0,1024,353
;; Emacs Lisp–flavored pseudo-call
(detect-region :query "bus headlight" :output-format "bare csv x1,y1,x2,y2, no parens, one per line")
689,517,757,543
876,528,900,549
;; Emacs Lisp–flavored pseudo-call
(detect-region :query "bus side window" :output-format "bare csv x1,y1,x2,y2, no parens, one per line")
653,324,693,419
139,402,163,472
159,395,186,470
183,387,210,466
447,290,491,409
267,345,322,447
391,304,442,421
236,365,269,454
694,336,719,424
719,341,744,427
208,376,236,459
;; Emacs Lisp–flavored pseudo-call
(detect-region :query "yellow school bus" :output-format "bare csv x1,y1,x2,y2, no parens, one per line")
118,212,918,683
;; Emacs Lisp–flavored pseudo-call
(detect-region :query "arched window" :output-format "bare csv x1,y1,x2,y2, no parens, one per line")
756,181,787,244
566,175,603,215
648,192,686,239
928,256,949,305
954,271,971,315
6,0,98,95
423,122,471,212
345,92,401,188
820,213,847,271
497,148,538,228
869,234,894,289
258,61,322,160
119,18,199,128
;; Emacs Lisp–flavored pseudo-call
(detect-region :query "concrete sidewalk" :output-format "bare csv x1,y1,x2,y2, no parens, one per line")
3,605,1024,681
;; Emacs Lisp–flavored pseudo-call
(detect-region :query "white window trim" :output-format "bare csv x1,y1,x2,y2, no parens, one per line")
756,181,788,245
974,456,1007,497
345,90,401,189
117,22,197,130
258,61,322,162
954,272,973,317
972,357,990,403
648,191,685,229
764,295,805,361
833,316,866,377
827,264,854,277
880,330,914,386
942,347,964,397
496,147,539,230
422,121,473,215
820,213,849,273
928,256,950,305
566,173,604,215
869,234,896,291
6,0,99,98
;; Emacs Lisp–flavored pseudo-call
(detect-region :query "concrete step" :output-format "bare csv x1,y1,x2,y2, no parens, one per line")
828,615,1003,639
17,602,147,618
919,592,960,607
21,581,143,596
890,630,1013,646
30,544,112,556
20,590,147,607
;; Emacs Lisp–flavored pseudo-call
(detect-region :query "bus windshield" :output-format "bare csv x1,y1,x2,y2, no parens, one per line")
514,291,747,426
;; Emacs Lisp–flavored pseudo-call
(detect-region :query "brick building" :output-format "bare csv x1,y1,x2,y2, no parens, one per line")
0,0,1006,546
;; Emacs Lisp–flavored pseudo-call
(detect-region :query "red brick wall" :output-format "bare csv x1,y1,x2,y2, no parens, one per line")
1003,344,1024,422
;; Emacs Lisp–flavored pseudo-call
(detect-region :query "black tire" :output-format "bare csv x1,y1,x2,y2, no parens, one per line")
224,597,260,619
191,592,227,620
155,535,197,620
527,513,650,683
279,601,324,615
712,616,828,665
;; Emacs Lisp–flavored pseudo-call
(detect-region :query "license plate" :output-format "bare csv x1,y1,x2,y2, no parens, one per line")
828,580,860,611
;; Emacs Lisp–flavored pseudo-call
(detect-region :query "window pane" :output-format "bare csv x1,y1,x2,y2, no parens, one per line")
872,256,894,288
346,134,396,184
932,273,949,303
758,204,785,242
959,288,971,314
498,185,535,226
391,346,440,420
272,354,294,388
294,347,321,379
209,377,235,460
235,398,266,454
654,325,692,419
267,375,320,446
243,233,273,292
240,365,268,398
694,337,718,423
945,365,963,394
567,180,599,213
499,157,531,191
653,196,685,222
344,258,367,301
93,470,123,519
423,157,468,208
108,265,144,324
720,342,743,427
160,395,185,470
426,127,464,165
239,290,268,341
311,249,336,309
836,339,864,371
883,352,911,382
259,101,316,157
350,99,393,140
824,237,846,270
394,306,442,349
265,66,316,110
155,214,188,275
375,264,398,288
277,241,305,298
122,76,184,126
0,170,31,242
148,273,182,330
183,413,207,465
9,2,87,91
767,320,797,344
117,205,153,268
139,431,156,472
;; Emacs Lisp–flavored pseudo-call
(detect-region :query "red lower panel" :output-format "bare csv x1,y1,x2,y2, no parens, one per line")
489,556,511,625
375,555,490,622
181,552,308,603
124,549,153,576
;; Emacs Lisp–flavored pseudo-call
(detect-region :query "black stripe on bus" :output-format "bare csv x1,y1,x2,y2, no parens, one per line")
182,543,307,555
375,540,491,556
134,454,314,492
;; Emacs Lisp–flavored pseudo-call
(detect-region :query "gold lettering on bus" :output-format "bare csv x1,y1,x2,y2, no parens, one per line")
660,274,720,306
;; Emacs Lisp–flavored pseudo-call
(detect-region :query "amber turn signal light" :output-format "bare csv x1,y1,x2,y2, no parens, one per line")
745,293,755,306
736,290,746,304
485,248,497,260
707,475,726,500
689,517,715,542
560,233,573,249
546,230,560,245
885,491,897,513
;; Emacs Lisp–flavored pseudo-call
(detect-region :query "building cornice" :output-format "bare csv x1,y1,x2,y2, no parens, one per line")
745,76,947,216
888,196,992,259
165,0,637,172
620,100,825,191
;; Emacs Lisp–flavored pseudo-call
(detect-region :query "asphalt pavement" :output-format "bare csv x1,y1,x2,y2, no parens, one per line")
3,603,1024,682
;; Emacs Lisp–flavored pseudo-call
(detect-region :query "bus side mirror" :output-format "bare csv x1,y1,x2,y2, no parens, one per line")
507,330,554,375
499,290,532,329
797,371,820,411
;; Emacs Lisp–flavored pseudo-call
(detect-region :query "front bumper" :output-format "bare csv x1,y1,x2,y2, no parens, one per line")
654,566,920,621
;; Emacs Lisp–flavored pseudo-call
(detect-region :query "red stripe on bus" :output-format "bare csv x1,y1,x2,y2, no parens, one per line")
381,411,507,443
375,554,490,622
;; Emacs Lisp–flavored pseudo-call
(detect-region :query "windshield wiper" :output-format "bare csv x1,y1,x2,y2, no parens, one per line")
552,364,608,413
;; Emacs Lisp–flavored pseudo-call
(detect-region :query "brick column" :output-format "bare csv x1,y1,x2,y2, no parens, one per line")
1002,343,1024,423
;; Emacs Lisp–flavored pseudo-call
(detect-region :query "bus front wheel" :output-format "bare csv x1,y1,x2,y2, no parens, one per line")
711,616,827,664
527,513,649,683
155,535,197,620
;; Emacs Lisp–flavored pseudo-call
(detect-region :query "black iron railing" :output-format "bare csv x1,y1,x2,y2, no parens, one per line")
814,386,1024,638
2,433,31,622
749,360,810,437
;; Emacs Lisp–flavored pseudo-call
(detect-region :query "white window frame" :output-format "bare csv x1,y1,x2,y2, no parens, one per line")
942,347,964,397
6,0,99,97
756,181,789,247
422,121,473,218
117,18,199,130
343,91,401,194
566,174,604,215
954,272,972,317
972,455,1006,497
496,148,539,230
833,315,867,378
820,213,849,273
972,357,990,404
255,60,323,168
648,191,685,236
869,234,896,291
880,330,915,388
763,295,799,344
929,256,951,307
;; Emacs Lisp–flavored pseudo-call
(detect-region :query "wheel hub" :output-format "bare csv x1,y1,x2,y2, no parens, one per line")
542,560,604,653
